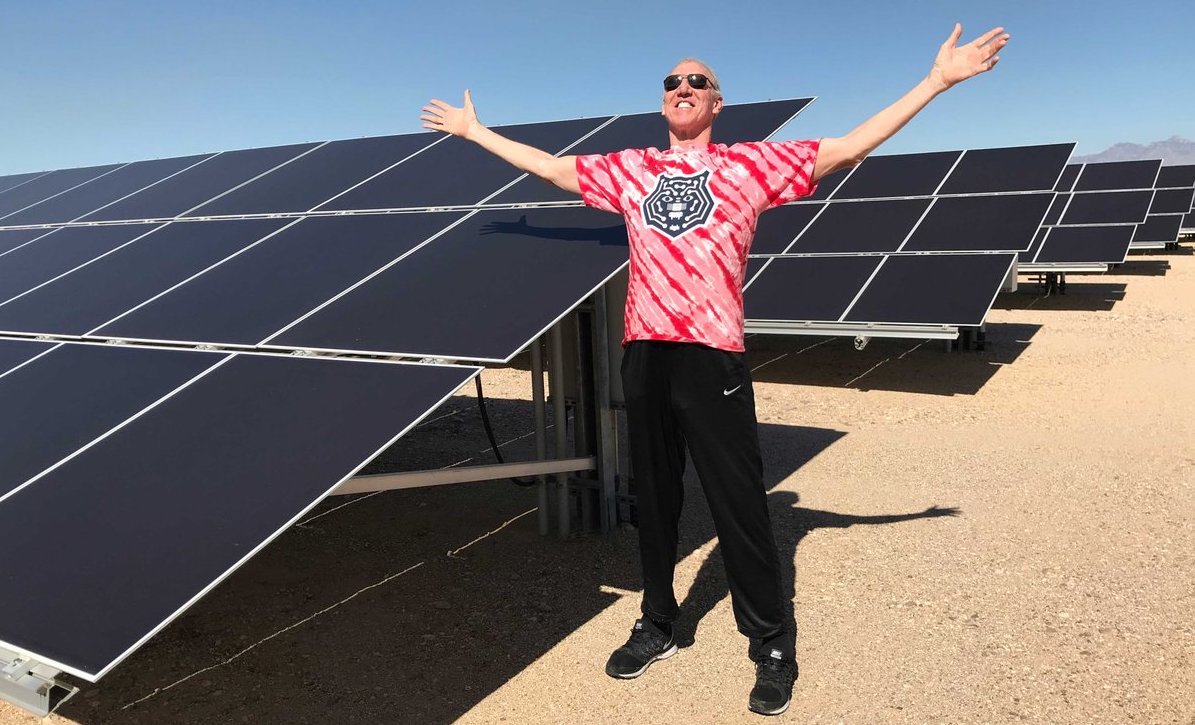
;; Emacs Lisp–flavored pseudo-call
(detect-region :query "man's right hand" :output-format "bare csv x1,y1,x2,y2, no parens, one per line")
421,90,479,139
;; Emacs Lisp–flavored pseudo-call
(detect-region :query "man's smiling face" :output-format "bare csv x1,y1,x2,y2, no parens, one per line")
661,59,722,143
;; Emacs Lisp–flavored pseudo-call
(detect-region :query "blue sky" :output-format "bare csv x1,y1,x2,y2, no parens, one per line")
2,0,1191,174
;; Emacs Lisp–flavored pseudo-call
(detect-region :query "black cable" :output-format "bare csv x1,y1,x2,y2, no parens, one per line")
475,376,537,486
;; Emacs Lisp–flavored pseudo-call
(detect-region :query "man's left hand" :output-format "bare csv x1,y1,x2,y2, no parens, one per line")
929,23,1009,91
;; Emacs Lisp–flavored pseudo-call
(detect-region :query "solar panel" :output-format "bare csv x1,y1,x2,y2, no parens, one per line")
0,163,124,219
1059,190,1153,225
806,166,849,201
1033,226,1135,264
744,256,882,321
0,155,212,227
1054,163,1081,192
313,119,605,212
1149,188,1195,214
186,133,439,216
830,150,960,199
1020,227,1049,263
1132,215,1183,244
76,142,320,223
0,224,164,301
0,219,292,336
0,228,55,256
91,212,465,347
901,193,1053,252
0,347,478,680
751,203,824,255
786,198,930,254
0,337,55,376
1043,193,1070,225
488,99,813,205
1155,164,1195,188
936,143,1074,194
0,171,50,196
264,206,630,361
1073,159,1161,191
842,254,1015,326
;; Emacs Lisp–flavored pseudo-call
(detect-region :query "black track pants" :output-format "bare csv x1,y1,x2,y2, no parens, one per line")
621,340,784,640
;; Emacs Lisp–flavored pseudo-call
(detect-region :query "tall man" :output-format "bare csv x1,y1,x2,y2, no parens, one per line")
422,23,1007,716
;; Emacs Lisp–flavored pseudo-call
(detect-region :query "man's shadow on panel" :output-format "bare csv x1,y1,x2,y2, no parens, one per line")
481,214,627,246
672,491,959,659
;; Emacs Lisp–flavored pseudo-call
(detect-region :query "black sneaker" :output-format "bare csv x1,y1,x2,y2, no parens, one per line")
748,649,797,716
604,618,677,679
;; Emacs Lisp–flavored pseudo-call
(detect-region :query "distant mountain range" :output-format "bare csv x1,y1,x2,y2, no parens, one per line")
1073,136,1195,165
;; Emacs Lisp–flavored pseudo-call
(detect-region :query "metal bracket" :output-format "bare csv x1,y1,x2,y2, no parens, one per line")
0,646,78,717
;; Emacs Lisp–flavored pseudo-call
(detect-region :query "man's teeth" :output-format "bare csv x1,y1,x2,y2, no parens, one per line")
678,102,693,108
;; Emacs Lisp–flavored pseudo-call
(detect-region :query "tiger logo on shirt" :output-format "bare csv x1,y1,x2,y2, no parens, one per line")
641,170,717,238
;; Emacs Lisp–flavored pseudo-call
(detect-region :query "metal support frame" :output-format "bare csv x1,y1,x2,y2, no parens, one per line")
550,322,570,539
530,341,549,535
590,286,619,532
744,320,959,341
335,457,596,495
0,646,78,717
1018,262,1109,274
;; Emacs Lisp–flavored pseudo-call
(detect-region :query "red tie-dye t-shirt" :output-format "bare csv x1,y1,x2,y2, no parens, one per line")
576,140,820,352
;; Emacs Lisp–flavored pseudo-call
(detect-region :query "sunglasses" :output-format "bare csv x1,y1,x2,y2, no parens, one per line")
663,73,713,91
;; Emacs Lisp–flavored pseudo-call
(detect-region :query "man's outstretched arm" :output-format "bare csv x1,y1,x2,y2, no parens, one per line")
813,23,1009,181
421,90,581,194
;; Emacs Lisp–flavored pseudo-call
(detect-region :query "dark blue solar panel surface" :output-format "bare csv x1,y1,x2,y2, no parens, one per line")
1055,164,1081,192
0,224,163,303
1149,188,1195,214
744,256,882,321
902,193,1053,252
0,172,48,195
0,343,215,499
1035,226,1134,263
0,228,54,256
1074,160,1161,191
79,143,319,222
92,213,463,347
843,254,1014,326
318,119,606,211
1132,215,1182,243
936,143,1074,195
0,219,290,336
807,167,848,201
831,150,960,199
0,163,123,219
751,204,824,255
0,155,212,226
186,134,437,216
1156,165,1195,188
0,337,54,376
1043,194,1070,225
1020,227,1049,263
266,207,629,361
0,351,476,678
788,198,931,254
1060,191,1153,225
488,99,813,205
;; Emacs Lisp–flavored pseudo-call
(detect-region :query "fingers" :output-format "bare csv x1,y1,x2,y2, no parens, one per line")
973,26,1006,48
943,21,962,47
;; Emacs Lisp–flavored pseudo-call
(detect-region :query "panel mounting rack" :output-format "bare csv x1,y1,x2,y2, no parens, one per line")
0,645,78,717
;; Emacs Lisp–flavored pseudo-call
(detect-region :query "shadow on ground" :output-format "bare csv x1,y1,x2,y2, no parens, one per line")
996,283,1126,312
54,397,866,725
745,324,1041,397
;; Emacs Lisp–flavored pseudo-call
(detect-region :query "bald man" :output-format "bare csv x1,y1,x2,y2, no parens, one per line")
422,23,1007,715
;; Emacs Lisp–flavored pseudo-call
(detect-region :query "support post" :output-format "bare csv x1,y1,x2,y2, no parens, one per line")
530,340,549,536
550,321,570,539
591,286,619,532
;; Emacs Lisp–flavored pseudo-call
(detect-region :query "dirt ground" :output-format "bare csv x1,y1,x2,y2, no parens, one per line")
3,246,1192,724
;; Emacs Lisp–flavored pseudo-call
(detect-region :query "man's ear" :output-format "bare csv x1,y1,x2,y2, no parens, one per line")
712,96,723,116
661,98,667,116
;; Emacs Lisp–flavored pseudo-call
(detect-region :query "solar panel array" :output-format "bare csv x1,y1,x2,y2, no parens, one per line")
1021,160,1195,267
0,98,813,684
742,143,1073,331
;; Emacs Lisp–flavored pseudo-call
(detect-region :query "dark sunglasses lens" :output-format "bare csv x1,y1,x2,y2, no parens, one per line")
687,74,709,89
663,75,682,91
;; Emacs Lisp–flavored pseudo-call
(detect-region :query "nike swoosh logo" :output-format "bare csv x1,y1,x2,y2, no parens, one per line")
723,385,741,396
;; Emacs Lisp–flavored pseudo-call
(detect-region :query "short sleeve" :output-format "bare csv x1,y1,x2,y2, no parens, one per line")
737,139,821,208
576,151,628,214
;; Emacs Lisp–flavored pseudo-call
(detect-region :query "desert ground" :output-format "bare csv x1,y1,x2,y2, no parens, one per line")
3,246,1192,724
